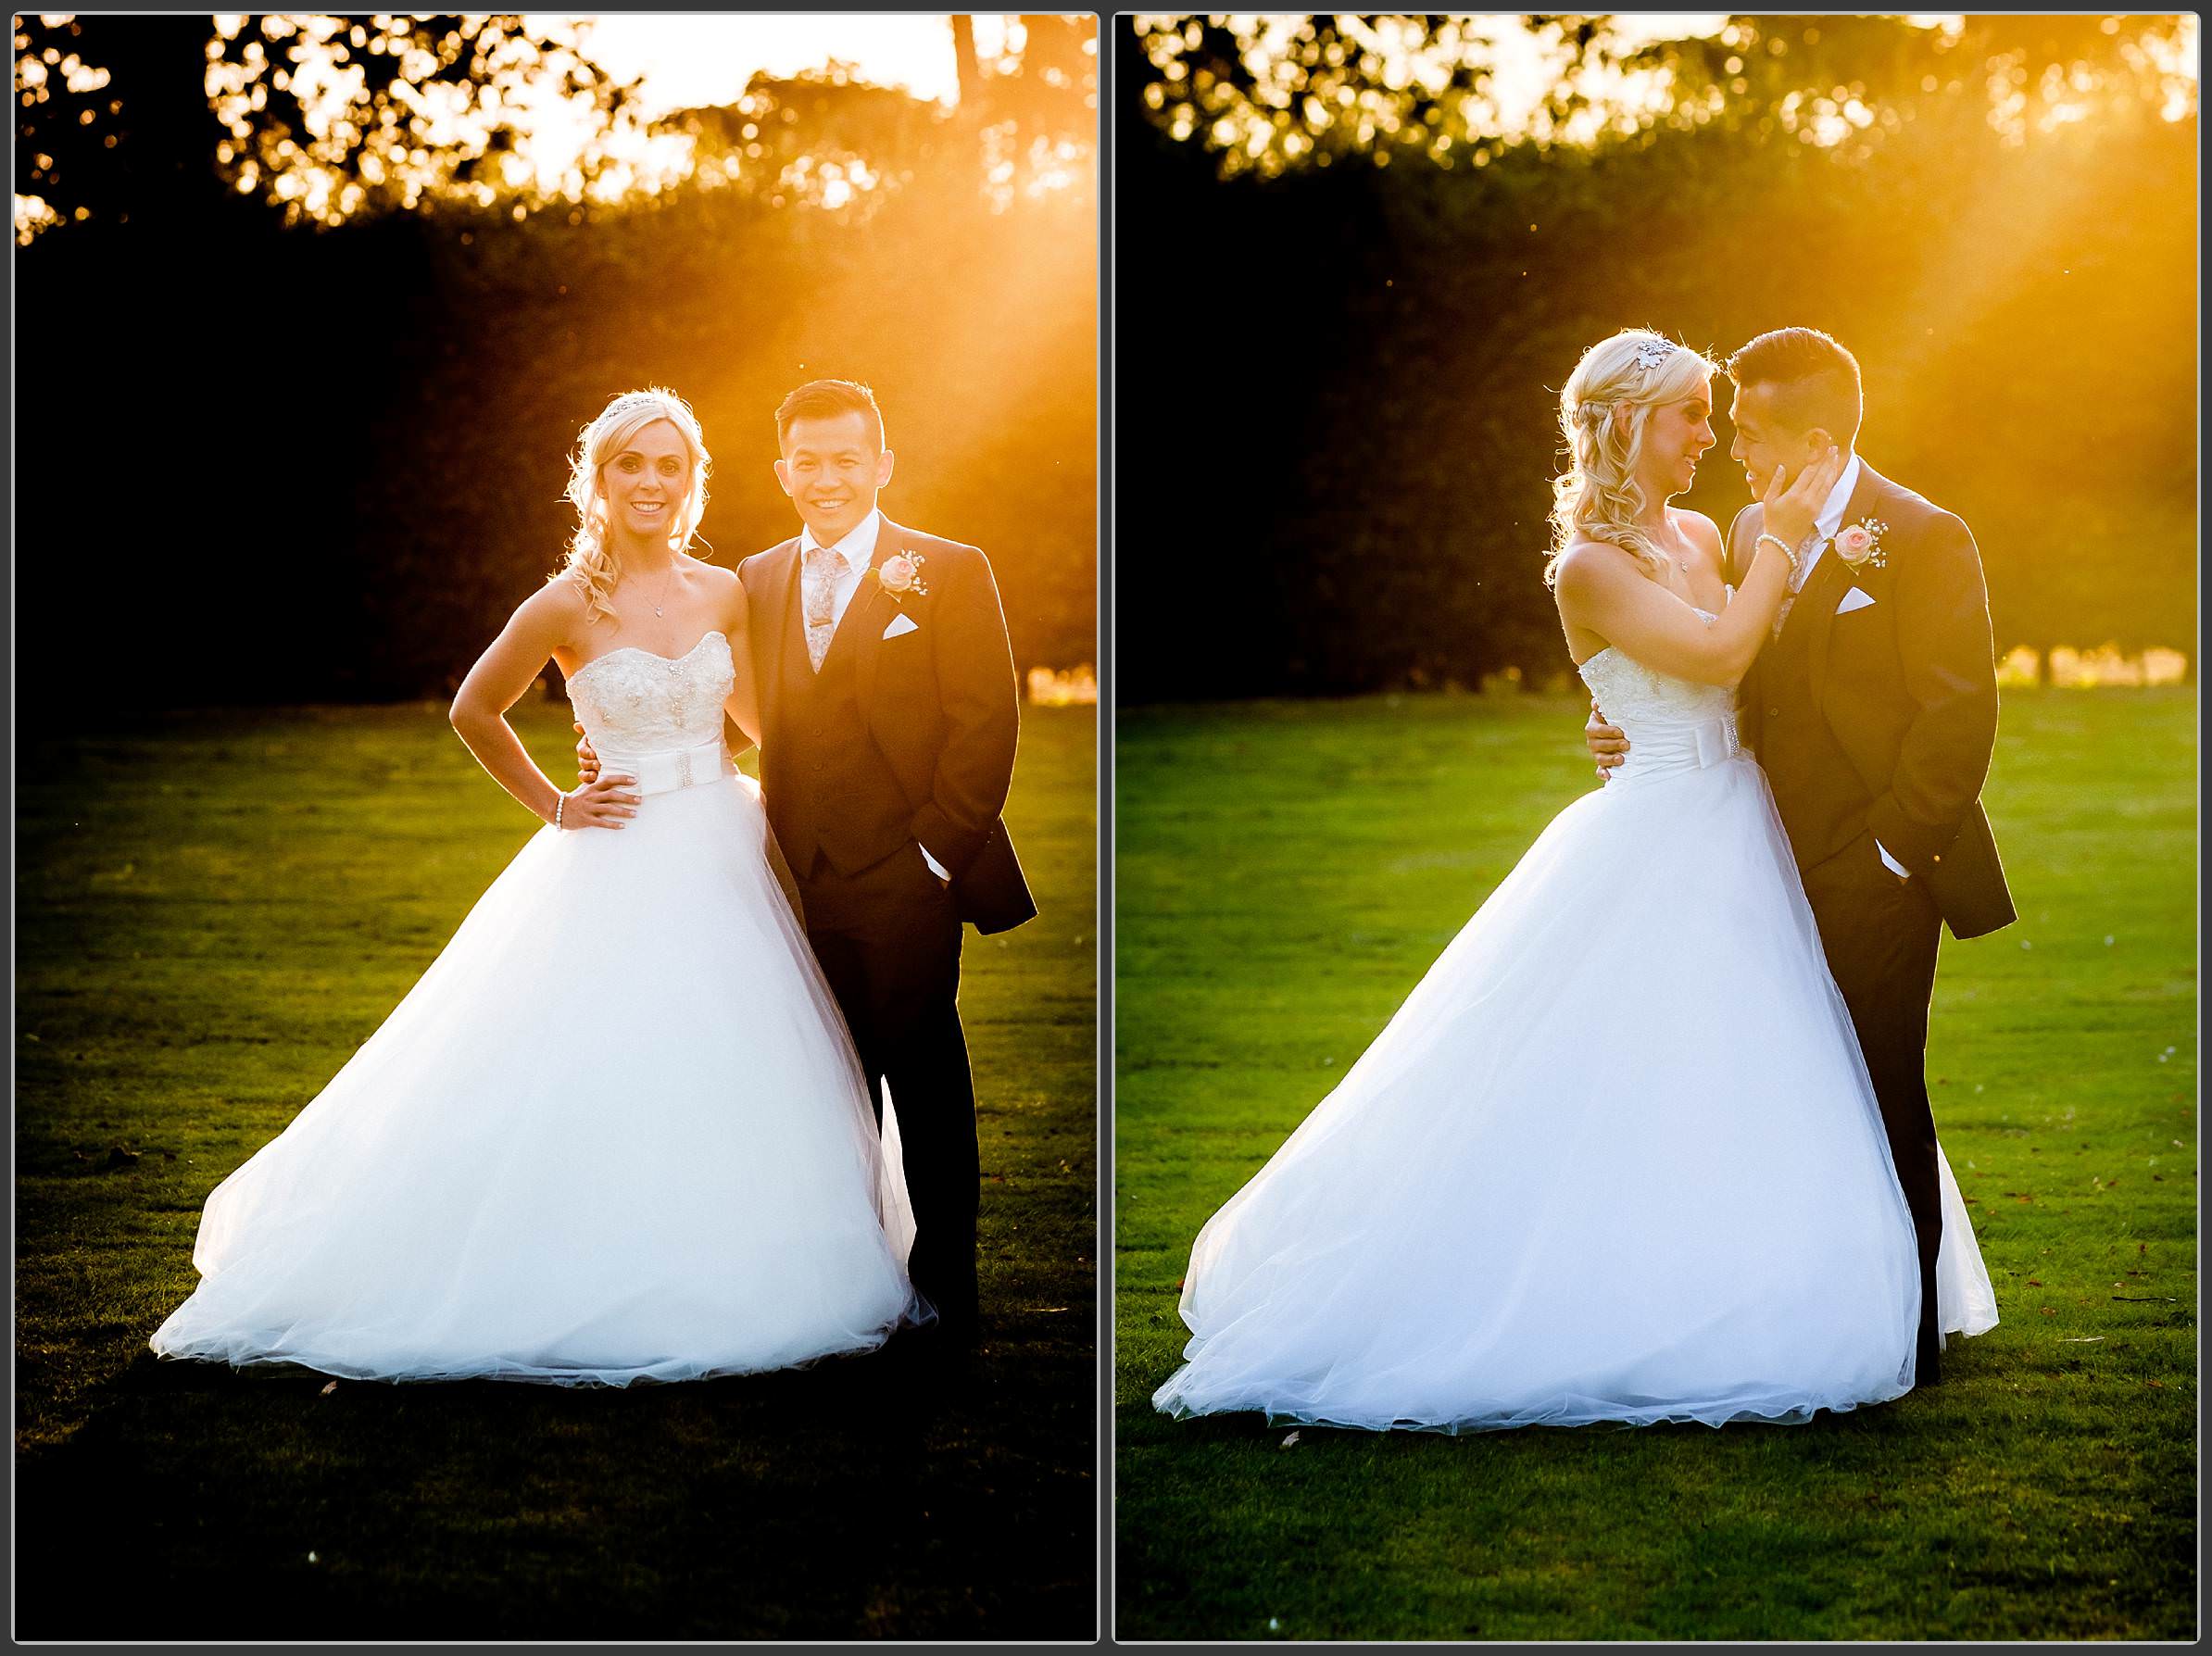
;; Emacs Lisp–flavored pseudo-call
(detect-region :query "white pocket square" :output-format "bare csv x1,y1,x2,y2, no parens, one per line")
882,612,920,640
1836,586,1876,615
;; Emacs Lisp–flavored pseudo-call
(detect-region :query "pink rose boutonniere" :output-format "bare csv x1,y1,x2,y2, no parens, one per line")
1831,518,1890,571
873,551,930,599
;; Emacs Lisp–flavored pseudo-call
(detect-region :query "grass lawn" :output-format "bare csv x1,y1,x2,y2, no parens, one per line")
1114,687,2195,1640
16,700,1097,1639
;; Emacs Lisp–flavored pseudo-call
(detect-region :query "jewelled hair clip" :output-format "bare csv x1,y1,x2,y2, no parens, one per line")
1633,338,1675,373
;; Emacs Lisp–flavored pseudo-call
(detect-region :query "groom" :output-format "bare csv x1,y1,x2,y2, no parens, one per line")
584,379,1036,1343
1588,327,2013,1384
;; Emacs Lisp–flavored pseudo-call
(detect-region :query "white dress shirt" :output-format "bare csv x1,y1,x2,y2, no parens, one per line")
798,506,883,631
797,507,949,884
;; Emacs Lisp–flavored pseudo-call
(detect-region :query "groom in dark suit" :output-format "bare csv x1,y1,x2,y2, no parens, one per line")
580,379,1035,1343
743,379,1035,1342
1590,328,2014,1384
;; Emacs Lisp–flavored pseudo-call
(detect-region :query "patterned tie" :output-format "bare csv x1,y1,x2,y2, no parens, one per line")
1771,530,1826,641
802,543,844,671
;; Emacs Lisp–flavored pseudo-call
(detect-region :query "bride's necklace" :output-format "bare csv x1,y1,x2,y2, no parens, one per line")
1651,511,1691,577
636,558,680,618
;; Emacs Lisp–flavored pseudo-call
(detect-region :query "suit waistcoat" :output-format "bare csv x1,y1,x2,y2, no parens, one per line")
773,585,913,879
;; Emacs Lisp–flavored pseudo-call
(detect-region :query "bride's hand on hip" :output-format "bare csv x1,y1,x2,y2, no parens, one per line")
1760,444,1846,549
559,771,639,829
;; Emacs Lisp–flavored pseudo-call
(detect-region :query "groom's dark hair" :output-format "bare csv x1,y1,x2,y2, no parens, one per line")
774,379,886,454
1727,328,1863,446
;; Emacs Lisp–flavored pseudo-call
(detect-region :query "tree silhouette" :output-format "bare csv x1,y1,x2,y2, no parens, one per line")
203,15,660,225
16,14,241,232
954,16,1100,207
1129,14,2196,176
20,15,1099,240
17,14,657,236
665,69,955,215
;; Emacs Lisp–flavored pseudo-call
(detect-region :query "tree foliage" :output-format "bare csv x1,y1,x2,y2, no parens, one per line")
201,14,662,225
18,13,1100,236
1129,13,2197,176
15,14,658,234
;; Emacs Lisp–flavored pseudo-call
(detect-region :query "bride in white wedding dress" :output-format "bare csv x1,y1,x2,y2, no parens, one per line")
1154,332,1995,1433
151,388,925,1385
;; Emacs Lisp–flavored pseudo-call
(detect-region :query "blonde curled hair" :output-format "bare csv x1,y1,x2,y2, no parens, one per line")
553,387,712,623
1544,329,1716,588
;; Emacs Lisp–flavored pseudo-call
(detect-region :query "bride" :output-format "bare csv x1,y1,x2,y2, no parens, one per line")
1153,331,1995,1433
151,388,926,1385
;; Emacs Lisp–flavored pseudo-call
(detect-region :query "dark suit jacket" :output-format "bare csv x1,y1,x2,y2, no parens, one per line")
739,515,1037,935
1727,460,2016,940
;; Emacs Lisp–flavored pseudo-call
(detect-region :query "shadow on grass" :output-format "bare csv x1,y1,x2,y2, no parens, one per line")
23,1324,1091,1640
1119,1331,2194,1640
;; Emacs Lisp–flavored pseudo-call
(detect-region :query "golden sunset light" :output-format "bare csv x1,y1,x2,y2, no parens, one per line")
550,13,975,111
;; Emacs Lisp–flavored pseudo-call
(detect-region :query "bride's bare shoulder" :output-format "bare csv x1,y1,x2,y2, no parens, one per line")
521,569,592,643
1552,536,1644,596
689,557,748,627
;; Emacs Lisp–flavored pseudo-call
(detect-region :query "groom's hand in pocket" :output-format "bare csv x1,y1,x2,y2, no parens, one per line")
1585,698,1628,780
572,721,601,786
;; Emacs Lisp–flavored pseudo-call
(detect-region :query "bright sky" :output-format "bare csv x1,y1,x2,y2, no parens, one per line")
534,14,980,113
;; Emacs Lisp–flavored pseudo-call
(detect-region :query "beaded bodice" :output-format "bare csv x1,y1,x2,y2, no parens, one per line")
566,632,734,756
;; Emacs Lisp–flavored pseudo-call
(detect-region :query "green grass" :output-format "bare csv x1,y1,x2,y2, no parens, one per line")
1114,687,2195,1640
16,700,1097,1639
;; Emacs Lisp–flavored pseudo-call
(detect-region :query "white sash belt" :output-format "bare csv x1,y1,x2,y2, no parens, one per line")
595,737,734,797
1613,714,1741,784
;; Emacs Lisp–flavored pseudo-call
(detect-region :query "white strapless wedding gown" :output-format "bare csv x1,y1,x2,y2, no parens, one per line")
1154,619,1997,1432
151,631,925,1385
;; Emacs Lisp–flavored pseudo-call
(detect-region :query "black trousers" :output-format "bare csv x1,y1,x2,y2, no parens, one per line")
798,842,980,1335
1799,827,1947,1384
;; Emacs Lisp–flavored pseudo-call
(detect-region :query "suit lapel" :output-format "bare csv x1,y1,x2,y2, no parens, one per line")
1804,462,1891,706
850,514,907,708
1794,548,1853,708
1724,504,1760,589
1726,507,1765,741
752,540,802,729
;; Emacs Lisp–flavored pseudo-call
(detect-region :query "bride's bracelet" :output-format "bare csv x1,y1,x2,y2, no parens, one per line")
1754,532,1799,571
554,791,567,829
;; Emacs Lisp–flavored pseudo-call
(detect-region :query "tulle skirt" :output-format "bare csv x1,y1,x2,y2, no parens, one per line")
1154,752,1995,1432
151,770,924,1386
